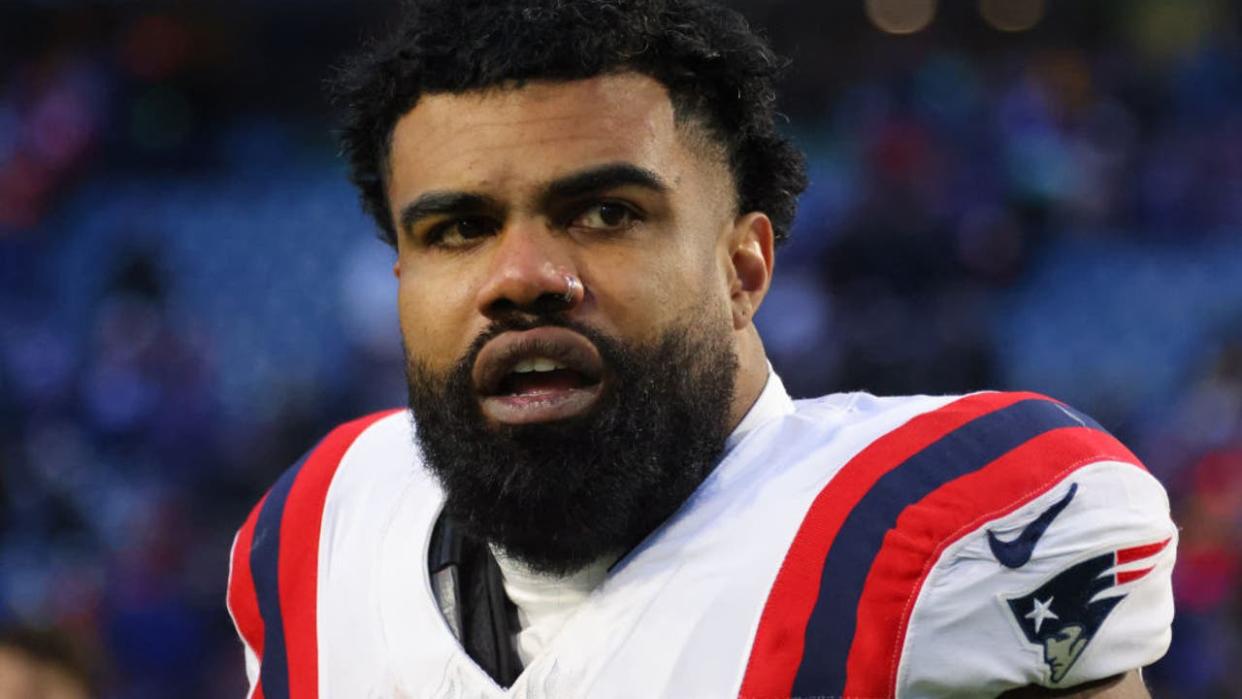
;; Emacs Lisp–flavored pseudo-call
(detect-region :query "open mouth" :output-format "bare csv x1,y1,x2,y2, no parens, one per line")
496,358,592,394
473,326,605,425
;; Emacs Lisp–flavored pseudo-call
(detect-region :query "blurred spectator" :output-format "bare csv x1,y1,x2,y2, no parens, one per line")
0,626,95,699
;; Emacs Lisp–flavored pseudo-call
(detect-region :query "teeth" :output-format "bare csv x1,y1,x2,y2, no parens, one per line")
511,357,566,374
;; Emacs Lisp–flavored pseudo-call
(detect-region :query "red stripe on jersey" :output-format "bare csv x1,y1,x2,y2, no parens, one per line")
738,391,1042,699
228,492,268,664
842,426,1141,699
1117,566,1156,585
275,409,403,699
1117,538,1171,564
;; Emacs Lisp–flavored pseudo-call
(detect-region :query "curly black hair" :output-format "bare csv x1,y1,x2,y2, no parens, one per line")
332,0,807,247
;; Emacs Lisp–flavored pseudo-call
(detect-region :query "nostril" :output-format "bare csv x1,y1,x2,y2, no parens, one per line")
487,297,521,315
484,291,571,318
477,253,583,317
528,290,577,315
486,272,583,317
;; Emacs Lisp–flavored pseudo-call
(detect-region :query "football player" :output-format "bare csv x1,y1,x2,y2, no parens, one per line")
227,1,1176,696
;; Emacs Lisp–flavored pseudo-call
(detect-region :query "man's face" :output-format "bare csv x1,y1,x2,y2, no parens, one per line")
387,72,741,401
386,73,755,572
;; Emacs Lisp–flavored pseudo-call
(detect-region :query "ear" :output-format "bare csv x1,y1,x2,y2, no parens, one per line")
725,212,775,330
392,260,402,279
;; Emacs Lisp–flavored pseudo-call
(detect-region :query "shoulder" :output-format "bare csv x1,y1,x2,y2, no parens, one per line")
882,393,1174,697
228,407,413,574
788,389,1146,485
741,391,1175,699
225,408,413,689
235,408,412,543
775,390,1151,510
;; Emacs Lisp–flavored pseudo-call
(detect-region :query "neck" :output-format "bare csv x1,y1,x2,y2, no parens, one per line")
727,326,770,434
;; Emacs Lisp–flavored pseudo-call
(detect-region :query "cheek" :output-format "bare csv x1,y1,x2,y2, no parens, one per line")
673,237,734,320
584,253,674,329
396,272,475,368
593,253,722,340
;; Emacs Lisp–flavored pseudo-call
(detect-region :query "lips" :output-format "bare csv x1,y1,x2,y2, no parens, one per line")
472,326,606,425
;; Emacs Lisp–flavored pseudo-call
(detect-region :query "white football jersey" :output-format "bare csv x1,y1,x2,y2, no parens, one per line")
227,386,1176,698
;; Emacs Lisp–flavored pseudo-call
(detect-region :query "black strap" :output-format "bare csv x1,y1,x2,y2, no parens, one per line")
429,515,523,687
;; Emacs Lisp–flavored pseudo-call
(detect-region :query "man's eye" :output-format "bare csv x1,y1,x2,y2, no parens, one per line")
426,217,497,247
569,202,639,231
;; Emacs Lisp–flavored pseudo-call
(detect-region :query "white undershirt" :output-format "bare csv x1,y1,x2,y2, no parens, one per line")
493,370,795,666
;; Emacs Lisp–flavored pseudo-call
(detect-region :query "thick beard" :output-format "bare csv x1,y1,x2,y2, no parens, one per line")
405,314,738,576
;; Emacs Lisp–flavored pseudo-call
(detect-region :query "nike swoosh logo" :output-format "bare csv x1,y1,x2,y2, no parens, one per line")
987,482,1078,569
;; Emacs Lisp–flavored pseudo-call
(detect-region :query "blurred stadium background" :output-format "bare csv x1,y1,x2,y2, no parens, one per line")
1,0,1239,696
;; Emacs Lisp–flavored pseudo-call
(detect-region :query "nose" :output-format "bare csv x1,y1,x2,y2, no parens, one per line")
475,219,582,318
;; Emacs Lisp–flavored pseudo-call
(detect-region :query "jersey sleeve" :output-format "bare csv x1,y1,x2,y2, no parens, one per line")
226,494,267,697
895,457,1177,698
738,391,1177,699
223,408,404,699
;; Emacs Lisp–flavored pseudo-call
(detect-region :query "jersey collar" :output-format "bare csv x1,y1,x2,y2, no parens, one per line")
725,366,795,452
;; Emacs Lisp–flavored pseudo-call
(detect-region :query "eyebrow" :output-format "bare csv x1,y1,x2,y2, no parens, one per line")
539,162,671,206
397,162,671,235
399,192,500,235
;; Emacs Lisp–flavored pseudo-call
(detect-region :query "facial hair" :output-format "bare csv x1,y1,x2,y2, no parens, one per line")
405,313,738,576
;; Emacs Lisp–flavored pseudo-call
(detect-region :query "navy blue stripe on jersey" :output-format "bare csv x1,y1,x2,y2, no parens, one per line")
249,448,313,699
790,398,1104,697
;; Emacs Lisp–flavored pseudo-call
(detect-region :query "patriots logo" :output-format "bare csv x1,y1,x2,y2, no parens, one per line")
1004,538,1171,683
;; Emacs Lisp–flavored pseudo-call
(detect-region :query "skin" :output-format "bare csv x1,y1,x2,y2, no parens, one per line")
0,650,38,699
0,648,89,699
383,70,1149,699
387,72,773,431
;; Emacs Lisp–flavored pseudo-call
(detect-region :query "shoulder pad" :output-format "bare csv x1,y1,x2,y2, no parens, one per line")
226,409,404,697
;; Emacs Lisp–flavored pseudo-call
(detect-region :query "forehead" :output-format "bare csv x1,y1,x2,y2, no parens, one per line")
387,72,718,201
